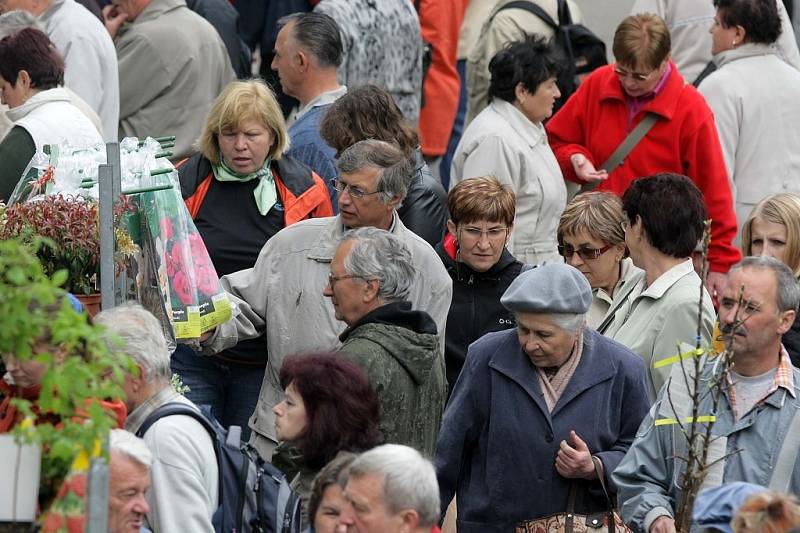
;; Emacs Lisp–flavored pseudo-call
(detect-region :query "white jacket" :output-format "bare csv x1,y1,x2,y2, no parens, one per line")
631,0,800,83
7,88,103,151
40,0,120,141
699,43,800,226
202,213,452,442
450,99,566,265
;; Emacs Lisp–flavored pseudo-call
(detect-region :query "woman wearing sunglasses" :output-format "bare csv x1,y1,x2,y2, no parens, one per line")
557,192,642,329
547,13,740,302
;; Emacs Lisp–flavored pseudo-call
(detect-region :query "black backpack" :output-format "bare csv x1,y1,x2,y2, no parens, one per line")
499,0,607,114
136,403,301,533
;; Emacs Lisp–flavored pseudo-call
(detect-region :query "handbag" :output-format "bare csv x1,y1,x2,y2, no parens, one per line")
515,459,632,533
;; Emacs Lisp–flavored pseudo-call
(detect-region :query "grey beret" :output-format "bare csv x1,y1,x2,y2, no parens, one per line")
501,263,592,314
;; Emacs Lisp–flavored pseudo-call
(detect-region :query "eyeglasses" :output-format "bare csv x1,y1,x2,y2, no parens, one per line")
330,179,382,200
613,64,659,83
327,273,370,288
459,226,509,241
558,244,613,260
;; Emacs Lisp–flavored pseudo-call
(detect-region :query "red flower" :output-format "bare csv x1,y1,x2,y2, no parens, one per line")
195,264,219,296
167,241,187,277
172,270,194,305
42,512,64,532
66,515,84,533
159,217,174,240
69,474,87,498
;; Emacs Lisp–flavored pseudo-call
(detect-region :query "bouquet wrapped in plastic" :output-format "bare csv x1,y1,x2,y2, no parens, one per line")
11,138,232,344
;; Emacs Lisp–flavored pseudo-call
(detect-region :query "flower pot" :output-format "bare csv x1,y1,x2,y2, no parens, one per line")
0,435,41,524
75,293,102,317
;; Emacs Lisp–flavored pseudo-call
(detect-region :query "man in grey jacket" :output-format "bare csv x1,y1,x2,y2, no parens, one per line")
324,227,446,456
97,304,218,533
202,139,452,458
103,0,234,159
614,256,800,533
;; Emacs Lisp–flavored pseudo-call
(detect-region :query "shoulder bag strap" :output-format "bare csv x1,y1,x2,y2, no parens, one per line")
768,393,800,492
580,112,660,193
692,61,717,87
495,1,558,30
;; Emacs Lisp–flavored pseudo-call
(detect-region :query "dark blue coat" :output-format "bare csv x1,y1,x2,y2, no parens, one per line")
434,327,650,532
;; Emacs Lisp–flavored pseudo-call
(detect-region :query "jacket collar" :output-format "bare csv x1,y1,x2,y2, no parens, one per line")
124,386,180,434
126,0,185,27
39,0,67,26
713,42,779,68
6,87,72,122
597,61,686,121
307,212,400,262
490,99,548,148
489,329,617,423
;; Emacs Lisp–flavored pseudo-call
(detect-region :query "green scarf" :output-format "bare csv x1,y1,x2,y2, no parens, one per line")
213,158,277,215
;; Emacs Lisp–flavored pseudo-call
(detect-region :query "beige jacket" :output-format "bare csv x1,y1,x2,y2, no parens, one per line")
465,0,582,125
451,99,566,265
587,257,642,329
598,259,715,401
202,213,452,442
115,0,234,160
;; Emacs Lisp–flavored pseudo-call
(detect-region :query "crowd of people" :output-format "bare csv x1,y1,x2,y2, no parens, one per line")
4,0,800,532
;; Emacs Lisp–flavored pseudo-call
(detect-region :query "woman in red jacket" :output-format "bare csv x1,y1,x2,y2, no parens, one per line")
546,13,740,300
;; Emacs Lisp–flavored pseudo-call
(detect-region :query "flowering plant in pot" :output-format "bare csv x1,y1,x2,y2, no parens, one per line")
0,238,134,530
0,194,138,313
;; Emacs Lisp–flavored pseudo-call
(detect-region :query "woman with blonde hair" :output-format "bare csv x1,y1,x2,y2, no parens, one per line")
171,79,333,436
740,192,800,365
557,192,642,328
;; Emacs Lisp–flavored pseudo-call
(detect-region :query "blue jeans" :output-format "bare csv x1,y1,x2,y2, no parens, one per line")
170,344,265,441
439,59,468,190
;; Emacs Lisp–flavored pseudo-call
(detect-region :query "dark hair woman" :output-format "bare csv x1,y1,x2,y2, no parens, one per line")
271,353,382,523
599,173,716,400
0,27,102,201
319,84,448,248
450,34,566,265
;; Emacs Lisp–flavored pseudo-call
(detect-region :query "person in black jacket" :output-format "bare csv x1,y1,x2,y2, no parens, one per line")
320,84,448,247
437,176,524,396
185,0,252,78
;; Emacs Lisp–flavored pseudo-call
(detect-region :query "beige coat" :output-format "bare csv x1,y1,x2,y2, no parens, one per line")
202,213,452,443
451,99,566,265
699,43,800,228
598,259,714,401
115,0,234,160
465,0,583,125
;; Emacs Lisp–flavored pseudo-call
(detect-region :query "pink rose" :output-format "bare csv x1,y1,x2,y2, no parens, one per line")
171,270,194,305
159,217,174,240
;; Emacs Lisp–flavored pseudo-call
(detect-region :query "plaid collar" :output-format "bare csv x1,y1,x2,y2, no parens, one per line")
727,345,796,419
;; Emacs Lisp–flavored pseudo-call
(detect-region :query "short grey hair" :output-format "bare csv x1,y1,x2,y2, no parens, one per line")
277,12,343,68
341,227,415,302
730,256,800,313
0,10,43,38
345,444,440,527
337,139,412,203
94,303,172,383
548,313,587,335
109,429,152,468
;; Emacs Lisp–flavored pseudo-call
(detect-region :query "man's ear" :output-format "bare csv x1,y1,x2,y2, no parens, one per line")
398,509,421,533
362,278,380,304
296,49,309,71
777,309,796,336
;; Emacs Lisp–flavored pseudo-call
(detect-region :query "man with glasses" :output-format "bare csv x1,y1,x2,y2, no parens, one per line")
323,227,446,455
200,139,451,458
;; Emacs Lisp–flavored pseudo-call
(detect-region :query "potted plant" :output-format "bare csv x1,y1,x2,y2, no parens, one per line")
0,194,138,316
0,238,133,530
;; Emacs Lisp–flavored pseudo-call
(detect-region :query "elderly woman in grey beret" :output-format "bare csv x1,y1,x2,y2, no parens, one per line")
435,263,650,532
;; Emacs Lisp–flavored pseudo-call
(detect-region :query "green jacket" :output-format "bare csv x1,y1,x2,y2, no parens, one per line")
340,301,446,457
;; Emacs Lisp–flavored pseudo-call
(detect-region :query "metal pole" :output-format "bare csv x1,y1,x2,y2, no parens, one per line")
99,143,122,310
85,456,109,533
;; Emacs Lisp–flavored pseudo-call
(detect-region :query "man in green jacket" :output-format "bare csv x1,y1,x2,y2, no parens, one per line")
323,226,446,456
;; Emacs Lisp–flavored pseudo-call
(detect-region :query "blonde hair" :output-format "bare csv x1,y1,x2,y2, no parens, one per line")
741,193,800,276
733,491,800,533
613,13,671,71
448,176,516,227
558,192,626,247
198,79,289,166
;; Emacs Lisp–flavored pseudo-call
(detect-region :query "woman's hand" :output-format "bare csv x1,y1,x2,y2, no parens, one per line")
555,430,596,479
571,154,608,183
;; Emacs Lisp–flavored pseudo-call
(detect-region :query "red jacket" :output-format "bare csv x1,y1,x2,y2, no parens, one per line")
417,0,468,156
547,62,740,273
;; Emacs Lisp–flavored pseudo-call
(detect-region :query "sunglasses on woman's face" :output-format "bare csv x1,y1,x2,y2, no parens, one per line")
558,244,613,260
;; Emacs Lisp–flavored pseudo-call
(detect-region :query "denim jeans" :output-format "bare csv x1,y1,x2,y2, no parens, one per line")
439,59,468,190
170,344,265,442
